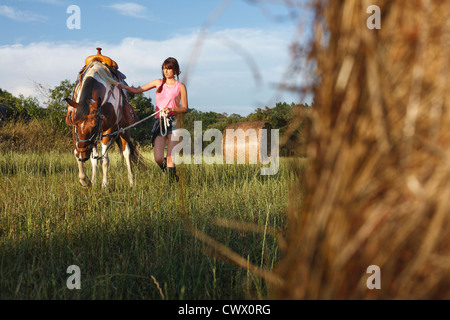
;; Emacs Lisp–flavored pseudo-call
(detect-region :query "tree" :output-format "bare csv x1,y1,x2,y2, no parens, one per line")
127,92,155,146
0,88,40,121
45,79,76,112
247,106,271,122
17,94,42,119
44,79,76,132
0,89,19,108
245,102,311,156
268,102,294,135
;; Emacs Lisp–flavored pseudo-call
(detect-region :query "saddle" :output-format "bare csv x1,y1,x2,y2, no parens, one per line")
75,48,139,127
85,48,118,69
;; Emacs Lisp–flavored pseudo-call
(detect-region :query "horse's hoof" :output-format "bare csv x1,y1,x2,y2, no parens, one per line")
79,179,92,188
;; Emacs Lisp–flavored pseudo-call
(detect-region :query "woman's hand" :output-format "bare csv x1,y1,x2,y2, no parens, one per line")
119,84,144,94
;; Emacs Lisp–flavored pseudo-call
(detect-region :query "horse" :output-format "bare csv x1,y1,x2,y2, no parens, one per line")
65,59,142,188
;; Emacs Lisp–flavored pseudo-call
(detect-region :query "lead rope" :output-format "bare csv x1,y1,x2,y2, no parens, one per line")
92,107,165,161
159,111,171,137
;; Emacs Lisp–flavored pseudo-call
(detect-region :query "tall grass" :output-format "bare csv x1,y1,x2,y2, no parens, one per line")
0,119,72,153
0,150,300,299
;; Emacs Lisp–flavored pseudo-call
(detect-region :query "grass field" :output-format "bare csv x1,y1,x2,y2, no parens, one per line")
0,150,300,300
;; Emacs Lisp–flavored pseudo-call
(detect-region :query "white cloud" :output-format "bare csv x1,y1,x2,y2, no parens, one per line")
0,28,306,115
0,5,47,22
107,2,156,20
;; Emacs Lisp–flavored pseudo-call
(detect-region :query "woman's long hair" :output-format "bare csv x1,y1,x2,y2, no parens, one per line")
157,57,181,93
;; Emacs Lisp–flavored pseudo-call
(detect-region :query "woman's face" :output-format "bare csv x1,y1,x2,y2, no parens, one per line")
163,66,175,79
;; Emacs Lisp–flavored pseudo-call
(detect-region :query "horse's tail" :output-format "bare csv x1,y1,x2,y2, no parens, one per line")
116,138,149,169
129,140,149,169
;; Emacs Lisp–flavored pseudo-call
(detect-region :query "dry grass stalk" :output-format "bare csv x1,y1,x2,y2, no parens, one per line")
274,0,450,299
151,275,165,300
181,214,284,287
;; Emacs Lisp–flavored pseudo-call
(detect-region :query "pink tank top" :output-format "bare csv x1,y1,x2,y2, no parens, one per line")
155,79,181,118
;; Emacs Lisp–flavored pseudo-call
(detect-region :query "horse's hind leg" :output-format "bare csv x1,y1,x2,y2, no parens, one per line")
121,137,134,188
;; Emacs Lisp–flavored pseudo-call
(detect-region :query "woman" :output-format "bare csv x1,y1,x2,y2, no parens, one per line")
120,57,188,183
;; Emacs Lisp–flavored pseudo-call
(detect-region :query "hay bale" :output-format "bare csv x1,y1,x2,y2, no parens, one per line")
274,0,450,299
222,121,272,164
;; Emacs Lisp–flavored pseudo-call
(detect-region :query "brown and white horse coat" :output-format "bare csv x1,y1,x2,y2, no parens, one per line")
66,60,139,188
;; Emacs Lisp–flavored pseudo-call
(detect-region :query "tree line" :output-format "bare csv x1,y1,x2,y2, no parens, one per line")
0,80,310,155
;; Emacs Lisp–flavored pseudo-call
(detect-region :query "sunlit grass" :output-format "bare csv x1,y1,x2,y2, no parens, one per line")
0,150,304,299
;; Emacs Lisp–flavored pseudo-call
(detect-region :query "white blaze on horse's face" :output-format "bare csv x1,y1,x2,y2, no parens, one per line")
74,99,102,162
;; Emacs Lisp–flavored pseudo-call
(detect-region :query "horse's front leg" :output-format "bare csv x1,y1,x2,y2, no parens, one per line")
101,142,110,188
74,149,91,187
90,146,99,186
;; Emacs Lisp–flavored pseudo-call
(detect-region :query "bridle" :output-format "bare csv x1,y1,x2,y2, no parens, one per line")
72,101,105,157
72,97,126,161
70,62,126,160
69,77,168,161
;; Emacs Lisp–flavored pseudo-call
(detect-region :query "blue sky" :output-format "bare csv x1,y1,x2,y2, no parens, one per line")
0,0,313,115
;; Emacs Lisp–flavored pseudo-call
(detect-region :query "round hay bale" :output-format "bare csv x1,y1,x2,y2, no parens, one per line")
222,121,272,164
273,0,450,300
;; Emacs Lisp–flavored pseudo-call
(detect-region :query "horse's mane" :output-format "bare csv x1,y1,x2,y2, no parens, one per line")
74,61,120,122
74,76,96,122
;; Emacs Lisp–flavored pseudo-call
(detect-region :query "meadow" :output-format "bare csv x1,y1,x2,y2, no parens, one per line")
0,149,300,299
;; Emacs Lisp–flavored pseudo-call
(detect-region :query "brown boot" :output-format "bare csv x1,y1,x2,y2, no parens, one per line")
159,157,167,172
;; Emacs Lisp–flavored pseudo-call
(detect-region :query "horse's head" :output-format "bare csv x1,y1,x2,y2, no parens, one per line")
66,61,119,162
66,96,103,162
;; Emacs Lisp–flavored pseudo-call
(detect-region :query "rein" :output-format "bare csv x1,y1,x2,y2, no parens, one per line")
71,64,169,160
90,108,167,161
104,108,165,138
73,106,167,160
